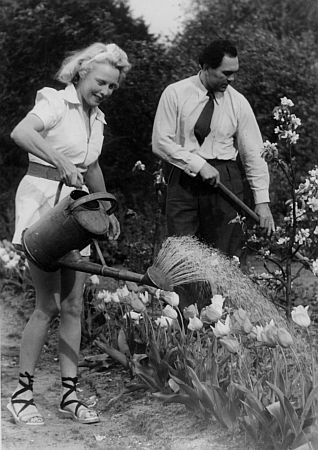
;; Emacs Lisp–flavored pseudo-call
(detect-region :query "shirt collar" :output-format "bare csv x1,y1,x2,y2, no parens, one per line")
194,72,223,104
63,83,106,124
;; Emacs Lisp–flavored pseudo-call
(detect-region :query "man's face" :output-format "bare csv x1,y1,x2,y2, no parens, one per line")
202,55,239,93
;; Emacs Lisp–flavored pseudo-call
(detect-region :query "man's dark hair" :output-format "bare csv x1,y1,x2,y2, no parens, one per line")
199,40,237,69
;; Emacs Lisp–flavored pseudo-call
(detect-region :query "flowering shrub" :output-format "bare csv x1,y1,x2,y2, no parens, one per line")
0,239,32,291
247,97,318,318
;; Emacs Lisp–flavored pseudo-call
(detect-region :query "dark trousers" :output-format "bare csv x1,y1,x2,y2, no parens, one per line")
166,160,245,257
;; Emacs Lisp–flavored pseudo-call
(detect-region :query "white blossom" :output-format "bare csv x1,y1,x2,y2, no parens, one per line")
277,237,290,245
280,97,294,107
123,311,142,323
295,228,310,245
312,259,318,276
307,197,318,212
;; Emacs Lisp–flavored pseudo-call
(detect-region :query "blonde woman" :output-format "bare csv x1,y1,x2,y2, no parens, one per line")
8,42,131,425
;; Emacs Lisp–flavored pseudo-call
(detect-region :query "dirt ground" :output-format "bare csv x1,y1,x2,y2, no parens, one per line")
0,284,261,450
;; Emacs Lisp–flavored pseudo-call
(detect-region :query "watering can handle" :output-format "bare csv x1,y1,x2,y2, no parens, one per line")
69,192,118,215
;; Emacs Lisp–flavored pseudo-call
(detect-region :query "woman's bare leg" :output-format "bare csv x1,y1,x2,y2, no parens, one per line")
10,262,60,422
59,266,87,378
58,263,99,422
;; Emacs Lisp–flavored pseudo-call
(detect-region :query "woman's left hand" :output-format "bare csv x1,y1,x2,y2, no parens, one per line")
107,214,120,240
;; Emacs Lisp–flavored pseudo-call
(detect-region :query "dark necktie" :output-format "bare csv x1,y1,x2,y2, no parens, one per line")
194,92,215,146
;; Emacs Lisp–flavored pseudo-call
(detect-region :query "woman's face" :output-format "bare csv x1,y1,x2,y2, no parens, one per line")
77,62,120,111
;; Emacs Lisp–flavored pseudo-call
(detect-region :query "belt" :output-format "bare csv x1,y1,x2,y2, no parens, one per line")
206,158,237,167
26,162,86,182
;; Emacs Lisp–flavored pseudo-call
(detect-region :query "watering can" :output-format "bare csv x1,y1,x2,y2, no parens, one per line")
21,189,171,290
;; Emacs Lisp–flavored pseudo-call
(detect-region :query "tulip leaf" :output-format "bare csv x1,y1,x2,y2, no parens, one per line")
266,401,285,437
169,372,207,411
267,382,301,437
299,384,318,429
186,367,231,426
117,328,131,357
242,415,259,441
241,400,281,450
152,392,197,410
233,383,265,413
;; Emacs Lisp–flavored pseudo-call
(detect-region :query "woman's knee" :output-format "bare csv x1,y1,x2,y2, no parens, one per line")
33,305,59,323
60,296,83,318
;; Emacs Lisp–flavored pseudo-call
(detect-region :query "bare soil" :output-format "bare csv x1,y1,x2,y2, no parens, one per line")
1,285,259,450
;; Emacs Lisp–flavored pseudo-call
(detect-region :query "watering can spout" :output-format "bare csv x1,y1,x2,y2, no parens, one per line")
58,251,171,290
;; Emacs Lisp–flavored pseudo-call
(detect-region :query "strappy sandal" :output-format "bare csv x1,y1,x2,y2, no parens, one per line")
59,376,100,424
7,372,44,426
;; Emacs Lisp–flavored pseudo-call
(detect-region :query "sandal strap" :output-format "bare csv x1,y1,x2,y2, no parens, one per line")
60,376,78,408
61,399,88,417
11,371,34,401
11,398,36,416
60,376,94,419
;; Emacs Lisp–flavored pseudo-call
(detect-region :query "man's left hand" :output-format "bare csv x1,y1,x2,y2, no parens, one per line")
255,203,275,236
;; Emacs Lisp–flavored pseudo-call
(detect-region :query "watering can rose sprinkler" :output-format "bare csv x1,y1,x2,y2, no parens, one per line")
21,189,172,291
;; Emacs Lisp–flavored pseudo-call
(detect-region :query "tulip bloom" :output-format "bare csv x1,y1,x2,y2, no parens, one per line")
251,325,265,342
210,294,224,316
183,304,199,319
291,305,311,327
155,316,174,328
219,337,240,354
212,315,231,337
188,316,203,331
129,294,146,313
163,305,178,320
168,378,180,393
97,289,112,303
89,275,100,285
160,291,180,307
117,285,130,299
111,292,120,303
139,291,149,305
276,328,293,348
200,306,218,324
123,311,142,324
263,320,278,346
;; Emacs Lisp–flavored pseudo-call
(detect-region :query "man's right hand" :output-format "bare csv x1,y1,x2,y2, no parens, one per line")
199,162,220,186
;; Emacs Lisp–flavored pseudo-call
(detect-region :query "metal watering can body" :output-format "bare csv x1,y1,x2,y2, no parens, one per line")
22,190,117,271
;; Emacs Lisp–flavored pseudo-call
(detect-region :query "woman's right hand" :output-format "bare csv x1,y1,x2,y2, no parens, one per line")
56,158,84,188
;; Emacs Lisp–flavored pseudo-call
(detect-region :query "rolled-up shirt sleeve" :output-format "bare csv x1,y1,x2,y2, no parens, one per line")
236,98,270,204
152,85,206,177
28,87,65,130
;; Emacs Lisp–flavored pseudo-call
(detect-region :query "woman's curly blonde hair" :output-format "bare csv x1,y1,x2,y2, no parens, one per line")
56,42,131,85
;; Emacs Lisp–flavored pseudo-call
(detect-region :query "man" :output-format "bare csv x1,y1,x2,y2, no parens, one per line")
152,39,274,258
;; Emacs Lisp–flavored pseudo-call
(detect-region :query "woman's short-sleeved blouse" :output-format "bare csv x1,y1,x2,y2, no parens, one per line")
28,83,106,169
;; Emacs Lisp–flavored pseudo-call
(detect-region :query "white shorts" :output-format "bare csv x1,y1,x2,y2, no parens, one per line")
12,175,90,257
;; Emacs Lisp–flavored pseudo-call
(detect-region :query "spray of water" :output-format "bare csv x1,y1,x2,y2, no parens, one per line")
155,236,286,326
154,235,310,368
